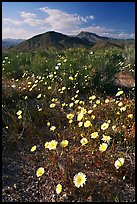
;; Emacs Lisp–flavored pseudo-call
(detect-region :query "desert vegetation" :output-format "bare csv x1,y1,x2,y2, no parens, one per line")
2,47,135,202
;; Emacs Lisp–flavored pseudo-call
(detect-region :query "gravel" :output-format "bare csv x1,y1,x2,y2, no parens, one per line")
2,146,135,202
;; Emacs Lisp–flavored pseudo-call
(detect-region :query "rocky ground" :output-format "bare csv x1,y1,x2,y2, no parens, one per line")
2,143,135,202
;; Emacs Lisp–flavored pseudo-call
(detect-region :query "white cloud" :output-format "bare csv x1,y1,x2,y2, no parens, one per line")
19,11,37,19
18,11,43,26
2,18,23,26
39,7,95,32
101,32,135,39
68,25,115,35
2,6,134,40
2,27,41,39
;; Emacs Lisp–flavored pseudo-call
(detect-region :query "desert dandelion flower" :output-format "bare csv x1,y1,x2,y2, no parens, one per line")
18,115,22,119
78,121,83,127
77,112,84,121
36,167,45,177
37,94,42,99
67,113,74,120
101,135,111,143
48,140,58,150
91,132,99,139
84,120,91,127
101,122,109,130
105,99,110,103
50,126,56,131
89,95,96,100
69,76,74,81
73,172,87,188
96,100,100,104
44,142,49,149
114,158,124,169
120,106,126,112
60,140,69,147
128,114,133,119
56,184,62,194
99,143,108,152
47,122,50,127
16,110,22,115
50,103,56,108
116,90,123,97
80,138,88,145
30,145,36,152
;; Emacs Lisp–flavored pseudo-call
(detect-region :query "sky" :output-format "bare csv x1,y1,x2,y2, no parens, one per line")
2,2,135,39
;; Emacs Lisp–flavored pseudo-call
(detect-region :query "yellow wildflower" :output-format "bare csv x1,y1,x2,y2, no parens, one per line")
88,110,93,114
44,142,49,149
91,132,99,139
36,167,45,177
16,110,22,115
78,122,83,127
114,158,124,169
91,115,95,119
84,120,91,127
48,140,58,150
50,103,56,108
30,145,36,152
101,122,109,130
81,108,87,114
73,172,87,188
112,125,116,130
80,138,88,145
101,135,111,143
60,140,69,147
69,76,74,81
69,119,73,123
18,115,22,119
77,112,84,121
116,90,123,97
37,94,42,99
128,114,133,119
50,126,56,131
120,106,126,112
56,184,62,194
69,102,74,108
99,143,108,152
118,102,123,106
105,99,109,103
89,95,96,100
93,104,97,108
67,113,74,120
47,122,50,127
96,100,100,104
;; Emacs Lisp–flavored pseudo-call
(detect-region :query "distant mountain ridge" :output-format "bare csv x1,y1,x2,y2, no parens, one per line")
76,31,135,49
2,38,25,48
3,31,135,52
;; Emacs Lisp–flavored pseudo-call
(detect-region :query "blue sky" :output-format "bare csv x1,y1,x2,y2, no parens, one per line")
2,2,135,39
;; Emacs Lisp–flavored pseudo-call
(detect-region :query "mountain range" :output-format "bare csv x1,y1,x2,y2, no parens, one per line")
2,31,135,52
2,38,25,48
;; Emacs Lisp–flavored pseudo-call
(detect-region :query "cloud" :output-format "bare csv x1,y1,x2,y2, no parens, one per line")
19,11,37,19
2,18,23,26
67,25,115,36
38,7,95,32
2,27,41,39
18,11,43,26
101,32,135,39
3,11,42,27
2,6,134,39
